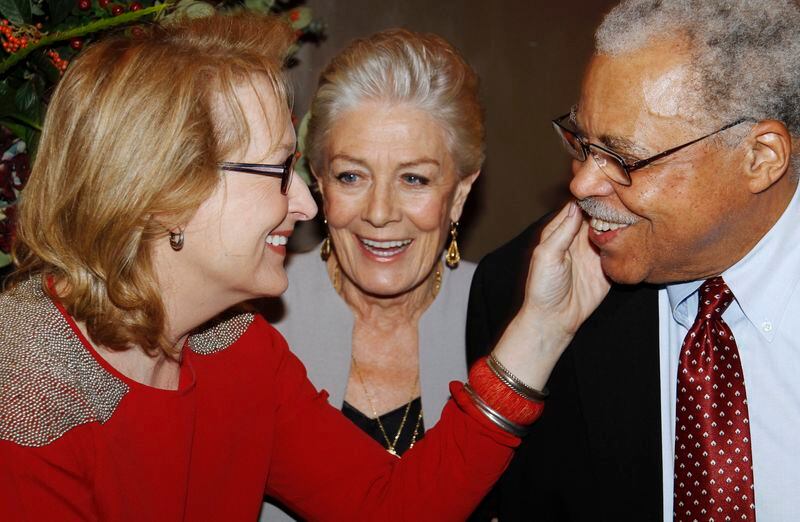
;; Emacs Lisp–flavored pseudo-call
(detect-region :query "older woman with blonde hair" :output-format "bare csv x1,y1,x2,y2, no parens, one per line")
0,13,609,522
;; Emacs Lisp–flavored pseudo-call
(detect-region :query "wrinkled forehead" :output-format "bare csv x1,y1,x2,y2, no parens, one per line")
576,38,702,146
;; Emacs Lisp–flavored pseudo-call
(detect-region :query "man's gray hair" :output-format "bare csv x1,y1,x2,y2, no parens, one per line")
596,1,800,139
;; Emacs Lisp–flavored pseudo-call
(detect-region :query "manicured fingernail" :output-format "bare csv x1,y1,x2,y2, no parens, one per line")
568,201,576,216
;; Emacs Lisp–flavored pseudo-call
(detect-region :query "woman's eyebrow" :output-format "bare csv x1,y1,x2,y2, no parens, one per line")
252,142,296,163
397,158,440,169
329,153,368,167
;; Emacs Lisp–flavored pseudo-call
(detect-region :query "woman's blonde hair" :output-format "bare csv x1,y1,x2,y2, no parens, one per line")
305,29,485,178
11,13,295,354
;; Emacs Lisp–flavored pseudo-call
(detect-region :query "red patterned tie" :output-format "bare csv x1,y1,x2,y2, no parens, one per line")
673,277,756,522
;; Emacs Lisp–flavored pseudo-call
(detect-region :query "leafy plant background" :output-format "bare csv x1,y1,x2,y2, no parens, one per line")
0,0,323,271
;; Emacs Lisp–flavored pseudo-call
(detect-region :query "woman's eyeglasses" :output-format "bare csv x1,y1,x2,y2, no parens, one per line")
218,151,298,195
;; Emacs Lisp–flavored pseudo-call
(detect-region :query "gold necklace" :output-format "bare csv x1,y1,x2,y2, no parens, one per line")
407,406,424,451
351,355,421,458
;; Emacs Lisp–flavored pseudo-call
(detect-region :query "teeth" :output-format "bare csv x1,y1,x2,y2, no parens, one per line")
360,238,412,248
360,237,412,257
266,234,289,246
590,217,629,232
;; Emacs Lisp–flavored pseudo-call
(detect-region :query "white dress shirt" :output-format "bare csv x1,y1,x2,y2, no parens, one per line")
659,185,800,521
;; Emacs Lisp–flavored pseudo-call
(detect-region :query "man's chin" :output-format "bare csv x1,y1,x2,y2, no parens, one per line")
600,257,648,286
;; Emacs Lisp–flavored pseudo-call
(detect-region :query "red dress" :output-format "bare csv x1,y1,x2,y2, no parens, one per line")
0,279,520,521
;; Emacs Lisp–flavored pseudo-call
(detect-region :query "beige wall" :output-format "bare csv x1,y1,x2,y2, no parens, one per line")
289,0,618,261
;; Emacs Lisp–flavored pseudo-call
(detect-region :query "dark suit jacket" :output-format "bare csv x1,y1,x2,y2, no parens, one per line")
467,218,664,522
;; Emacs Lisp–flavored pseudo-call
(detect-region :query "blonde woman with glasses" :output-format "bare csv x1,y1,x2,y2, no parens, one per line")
0,14,608,521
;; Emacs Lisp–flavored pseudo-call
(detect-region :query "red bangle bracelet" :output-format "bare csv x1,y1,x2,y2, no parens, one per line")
468,356,545,426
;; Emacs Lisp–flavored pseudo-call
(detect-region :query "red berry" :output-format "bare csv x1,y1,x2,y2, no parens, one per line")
99,0,110,7
130,26,145,38
111,4,124,15
129,2,142,11
69,37,83,50
78,0,91,9
289,10,300,21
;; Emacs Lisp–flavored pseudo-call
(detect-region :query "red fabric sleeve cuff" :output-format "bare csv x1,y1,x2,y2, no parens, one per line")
449,381,522,447
468,356,546,425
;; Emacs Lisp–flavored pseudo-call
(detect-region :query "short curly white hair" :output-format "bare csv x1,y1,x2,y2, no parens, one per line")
596,0,800,175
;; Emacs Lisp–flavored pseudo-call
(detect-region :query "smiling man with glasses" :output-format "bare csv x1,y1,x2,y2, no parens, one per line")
467,1,800,521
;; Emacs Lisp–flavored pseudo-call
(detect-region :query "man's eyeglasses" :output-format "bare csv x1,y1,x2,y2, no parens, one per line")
551,113,750,186
218,151,298,195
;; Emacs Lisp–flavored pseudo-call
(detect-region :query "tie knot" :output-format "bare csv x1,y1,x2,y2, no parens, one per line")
697,276,733,319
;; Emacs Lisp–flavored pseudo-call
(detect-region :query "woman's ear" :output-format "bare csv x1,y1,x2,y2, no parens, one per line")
449,171,480,223
743,119,792,194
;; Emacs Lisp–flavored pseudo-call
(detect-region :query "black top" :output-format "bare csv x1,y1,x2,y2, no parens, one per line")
342,397,425,457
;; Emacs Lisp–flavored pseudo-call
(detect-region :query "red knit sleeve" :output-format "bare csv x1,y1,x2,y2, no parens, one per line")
263,328,520,521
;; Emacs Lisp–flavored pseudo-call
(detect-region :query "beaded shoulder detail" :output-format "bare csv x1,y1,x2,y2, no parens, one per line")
187,312,254,356
0,279,129,448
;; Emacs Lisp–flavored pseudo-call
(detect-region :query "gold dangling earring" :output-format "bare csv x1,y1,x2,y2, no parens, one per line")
431,261,443,298
320,219,332,261
445,221,460,268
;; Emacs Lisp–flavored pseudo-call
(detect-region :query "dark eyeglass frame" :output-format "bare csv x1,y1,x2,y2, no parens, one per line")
551,113,751,186
218,151,297,195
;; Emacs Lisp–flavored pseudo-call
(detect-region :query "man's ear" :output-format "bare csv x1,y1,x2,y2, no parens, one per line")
449,171,480,223
743,119,792,194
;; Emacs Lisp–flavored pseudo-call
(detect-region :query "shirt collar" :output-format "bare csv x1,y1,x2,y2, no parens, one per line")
666,279,702,329
667,182,800,341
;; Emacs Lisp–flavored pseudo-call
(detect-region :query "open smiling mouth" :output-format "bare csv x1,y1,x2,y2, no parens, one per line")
265,234,289,246
589,217,630,233
359,237,413,257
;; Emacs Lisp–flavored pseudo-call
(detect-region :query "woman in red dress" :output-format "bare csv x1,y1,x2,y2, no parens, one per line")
0,13,609,521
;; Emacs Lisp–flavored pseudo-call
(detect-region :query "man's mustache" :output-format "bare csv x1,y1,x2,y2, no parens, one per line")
577,197,639,225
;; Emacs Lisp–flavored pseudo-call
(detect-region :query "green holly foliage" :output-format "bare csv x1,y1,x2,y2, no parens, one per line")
0,0,323,156
0,0,324,266
0,0,31,25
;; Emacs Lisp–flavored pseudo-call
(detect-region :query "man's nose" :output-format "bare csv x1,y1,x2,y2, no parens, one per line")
568,157,617,201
